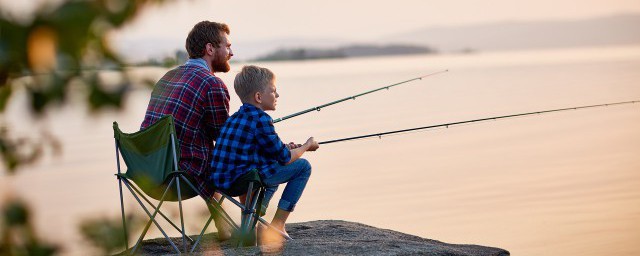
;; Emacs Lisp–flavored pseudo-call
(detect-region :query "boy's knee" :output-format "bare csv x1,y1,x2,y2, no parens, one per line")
296,158,312,177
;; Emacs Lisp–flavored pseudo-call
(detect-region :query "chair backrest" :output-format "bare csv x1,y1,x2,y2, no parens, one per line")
113,115,197,201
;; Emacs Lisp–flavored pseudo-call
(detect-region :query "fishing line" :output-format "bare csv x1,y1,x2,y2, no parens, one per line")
273,69,449,123
319,100,639,145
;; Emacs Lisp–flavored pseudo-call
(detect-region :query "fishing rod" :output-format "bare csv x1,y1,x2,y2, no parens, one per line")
272,69,449,123
319,100,639,145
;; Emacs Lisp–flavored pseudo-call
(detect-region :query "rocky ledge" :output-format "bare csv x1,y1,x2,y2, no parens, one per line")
124,220,509,255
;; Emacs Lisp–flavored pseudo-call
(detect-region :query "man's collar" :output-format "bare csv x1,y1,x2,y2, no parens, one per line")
185,58,211,72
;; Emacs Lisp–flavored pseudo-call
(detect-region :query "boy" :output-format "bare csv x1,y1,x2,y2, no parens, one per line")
210,65,319,241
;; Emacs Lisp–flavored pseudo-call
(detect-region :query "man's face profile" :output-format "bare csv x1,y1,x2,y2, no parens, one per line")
211,32,233,73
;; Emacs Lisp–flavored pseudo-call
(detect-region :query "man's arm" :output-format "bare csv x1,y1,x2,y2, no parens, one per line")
204,78,230,140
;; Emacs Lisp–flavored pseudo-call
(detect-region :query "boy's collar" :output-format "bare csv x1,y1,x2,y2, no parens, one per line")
241,102,262,111
241,103,271,116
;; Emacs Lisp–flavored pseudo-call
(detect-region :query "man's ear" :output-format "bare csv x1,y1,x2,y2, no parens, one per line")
205,43,215,56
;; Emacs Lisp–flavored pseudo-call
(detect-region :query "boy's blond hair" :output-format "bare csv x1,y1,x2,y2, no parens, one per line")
234,65,275,103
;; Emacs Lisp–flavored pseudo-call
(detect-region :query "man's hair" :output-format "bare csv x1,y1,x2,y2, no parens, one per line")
185,21,230,59
234,65,275,103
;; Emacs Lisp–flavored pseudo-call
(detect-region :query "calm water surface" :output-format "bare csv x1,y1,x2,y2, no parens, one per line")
2,45,640,255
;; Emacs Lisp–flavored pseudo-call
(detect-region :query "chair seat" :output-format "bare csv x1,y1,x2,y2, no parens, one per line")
118,172,200,201
221,169,263,197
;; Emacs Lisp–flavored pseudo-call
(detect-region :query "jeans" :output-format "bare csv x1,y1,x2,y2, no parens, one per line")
261,158,312,212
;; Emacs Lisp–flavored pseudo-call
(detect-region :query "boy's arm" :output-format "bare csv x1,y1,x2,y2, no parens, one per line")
254,115,293,165
287,137,319,165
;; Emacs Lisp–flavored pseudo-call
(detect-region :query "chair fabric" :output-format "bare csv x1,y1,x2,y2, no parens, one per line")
114,115,199,201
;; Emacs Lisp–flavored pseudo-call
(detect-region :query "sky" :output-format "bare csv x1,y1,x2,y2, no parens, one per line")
2,0,640,60
112,0,640,41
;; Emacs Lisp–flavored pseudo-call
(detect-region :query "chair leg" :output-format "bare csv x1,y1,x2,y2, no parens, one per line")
247,188,261,231
115,143,130,253
219,193,295,242
118,177,130,253
190,215,214,253
124,178,181,254
176,175,240,252
210,199,239,230
176,177,187,252
223,189,292,241
238,182,255,247
127,181,194,243
179,175,239,231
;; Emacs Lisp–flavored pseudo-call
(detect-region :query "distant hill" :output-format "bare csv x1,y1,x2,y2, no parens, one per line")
391,13,640,52
254,44,435,61
114,13,640,62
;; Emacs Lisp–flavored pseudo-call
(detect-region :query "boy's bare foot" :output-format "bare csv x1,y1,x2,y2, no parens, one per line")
258,223,289,245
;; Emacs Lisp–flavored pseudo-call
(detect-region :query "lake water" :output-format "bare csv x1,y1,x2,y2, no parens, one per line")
1,45,640,255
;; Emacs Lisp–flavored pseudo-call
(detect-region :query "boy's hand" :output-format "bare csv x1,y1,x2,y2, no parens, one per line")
286,138,318,165
304,137,319,152
286,142,302,149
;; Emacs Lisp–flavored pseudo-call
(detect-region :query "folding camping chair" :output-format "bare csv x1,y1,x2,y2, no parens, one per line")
113,115,238,254
114,115,291,252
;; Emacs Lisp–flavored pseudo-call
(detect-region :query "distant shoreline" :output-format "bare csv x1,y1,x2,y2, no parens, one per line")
252,44,438,62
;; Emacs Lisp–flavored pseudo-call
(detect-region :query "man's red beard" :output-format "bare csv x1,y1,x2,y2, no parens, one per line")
211,54,231,73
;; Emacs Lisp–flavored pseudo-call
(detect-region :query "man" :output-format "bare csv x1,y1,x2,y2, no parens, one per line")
140,20,233,239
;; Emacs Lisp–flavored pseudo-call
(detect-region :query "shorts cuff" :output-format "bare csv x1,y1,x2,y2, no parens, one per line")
277,199,295,212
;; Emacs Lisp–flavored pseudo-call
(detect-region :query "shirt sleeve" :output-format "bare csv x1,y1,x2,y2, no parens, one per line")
254,114,291,165
203,77,230,141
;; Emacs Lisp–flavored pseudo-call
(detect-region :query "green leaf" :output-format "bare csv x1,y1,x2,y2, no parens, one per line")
0,84,12,112
3,201,28,226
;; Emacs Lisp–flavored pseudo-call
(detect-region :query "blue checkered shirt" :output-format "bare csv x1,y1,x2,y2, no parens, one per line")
210,103,291,190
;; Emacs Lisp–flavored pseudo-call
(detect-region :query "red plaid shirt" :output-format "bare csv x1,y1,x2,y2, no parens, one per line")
141,59,230,199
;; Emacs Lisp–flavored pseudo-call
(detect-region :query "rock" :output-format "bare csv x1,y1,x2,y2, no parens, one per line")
120,220,509,255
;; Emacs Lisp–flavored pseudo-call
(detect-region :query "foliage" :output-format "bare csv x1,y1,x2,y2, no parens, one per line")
0,200,58,256
0,0,168,172
0,0,173,254
132,50,188,68
79,214,143,254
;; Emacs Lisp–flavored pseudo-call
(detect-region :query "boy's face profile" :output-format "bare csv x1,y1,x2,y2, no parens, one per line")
256,79,279,111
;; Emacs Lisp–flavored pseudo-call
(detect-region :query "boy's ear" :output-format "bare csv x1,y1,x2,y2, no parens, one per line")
254,91,262,103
